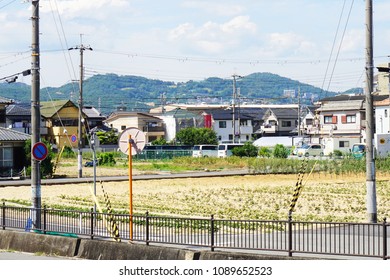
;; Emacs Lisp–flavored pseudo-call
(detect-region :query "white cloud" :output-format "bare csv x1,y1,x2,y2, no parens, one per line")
40,0,129,20
262,32,316,57
340,29,364,53
182,1,245,17
221,16,257,34
169,16,257,54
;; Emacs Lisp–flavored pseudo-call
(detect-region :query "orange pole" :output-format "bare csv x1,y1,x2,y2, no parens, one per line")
129,134,133,240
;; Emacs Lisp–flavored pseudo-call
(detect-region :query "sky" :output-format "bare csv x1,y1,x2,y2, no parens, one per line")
0,0,390,93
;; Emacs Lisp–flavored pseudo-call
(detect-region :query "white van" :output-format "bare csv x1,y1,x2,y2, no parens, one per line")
192,145,218,157
218,143,244,158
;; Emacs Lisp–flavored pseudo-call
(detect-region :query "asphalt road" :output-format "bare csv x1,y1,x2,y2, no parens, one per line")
0,169,251,187
0,251,72,260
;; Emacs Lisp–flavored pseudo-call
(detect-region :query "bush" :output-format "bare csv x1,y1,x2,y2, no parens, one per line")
61,146,76,158
273,144,289,158
232,142,258,157
333,150,343,157
98,152,116,166
258,146,272,158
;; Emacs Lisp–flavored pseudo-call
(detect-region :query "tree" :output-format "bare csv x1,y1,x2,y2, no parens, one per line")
175,127,218,146
95,130,118,145
151,138,168,145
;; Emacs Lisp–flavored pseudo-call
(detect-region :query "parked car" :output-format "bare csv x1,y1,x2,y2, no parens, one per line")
297,143,324,157
218,143,244,158
84,159,98,167
192,145,218,157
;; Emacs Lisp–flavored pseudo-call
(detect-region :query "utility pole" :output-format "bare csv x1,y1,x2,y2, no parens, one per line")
69,38,92,178
31,0,41,229
365,0,377,223
161,92,166,114
237,87,241,143
297,87,301,137
232,74,242,143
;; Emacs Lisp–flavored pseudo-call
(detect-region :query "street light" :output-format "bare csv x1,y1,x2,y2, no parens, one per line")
0,69,31,83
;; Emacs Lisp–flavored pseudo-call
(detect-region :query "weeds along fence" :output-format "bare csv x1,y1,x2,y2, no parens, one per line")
248,157,370,176
1,203,389,259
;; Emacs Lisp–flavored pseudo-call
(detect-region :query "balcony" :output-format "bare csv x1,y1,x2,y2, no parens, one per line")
143,125,165,133
260,124,277,133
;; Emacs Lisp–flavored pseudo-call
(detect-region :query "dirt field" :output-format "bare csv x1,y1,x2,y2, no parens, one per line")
1,163,390,222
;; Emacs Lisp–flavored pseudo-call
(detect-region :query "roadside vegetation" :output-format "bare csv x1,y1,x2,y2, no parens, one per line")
11,141,390,225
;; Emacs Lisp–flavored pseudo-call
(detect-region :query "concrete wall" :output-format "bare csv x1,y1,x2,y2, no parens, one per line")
0,230,313,260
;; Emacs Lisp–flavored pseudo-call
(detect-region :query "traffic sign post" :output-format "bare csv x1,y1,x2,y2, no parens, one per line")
118,127,146,240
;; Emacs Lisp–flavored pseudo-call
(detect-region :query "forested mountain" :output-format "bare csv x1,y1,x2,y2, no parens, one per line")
0,72,352,116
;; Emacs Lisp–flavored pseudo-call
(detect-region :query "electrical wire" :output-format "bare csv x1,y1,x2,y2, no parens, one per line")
325,0,355,93
321,0,347,92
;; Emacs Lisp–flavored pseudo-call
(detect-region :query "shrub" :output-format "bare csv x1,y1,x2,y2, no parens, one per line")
232,142,258,157
98,152,116,166
273,144,289,158
61,146,76,158
258,146,272,158
333,150,343,157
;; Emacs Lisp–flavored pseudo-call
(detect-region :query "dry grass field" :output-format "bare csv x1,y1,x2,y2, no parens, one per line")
2,160,390,223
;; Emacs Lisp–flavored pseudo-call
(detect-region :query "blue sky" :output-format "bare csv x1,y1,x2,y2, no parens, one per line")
0,0,389,93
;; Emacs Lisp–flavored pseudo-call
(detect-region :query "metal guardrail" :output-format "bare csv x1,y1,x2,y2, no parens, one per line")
0,203,388,259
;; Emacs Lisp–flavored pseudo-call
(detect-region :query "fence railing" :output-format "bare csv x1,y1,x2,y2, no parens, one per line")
1,203,388,259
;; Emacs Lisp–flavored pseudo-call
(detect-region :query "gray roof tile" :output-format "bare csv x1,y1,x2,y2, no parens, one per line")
0,127,30,141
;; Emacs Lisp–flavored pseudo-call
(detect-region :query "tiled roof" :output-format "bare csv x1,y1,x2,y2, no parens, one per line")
83,106,105,119
267,108,298,118
106,111,162,122
0,127,30,141
40,100,77,118
0,96,14,104
320,94,388,102
6,104,31,116
206,108,264,120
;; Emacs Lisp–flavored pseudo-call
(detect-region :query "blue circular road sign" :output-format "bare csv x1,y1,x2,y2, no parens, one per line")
71,134,77,143
32,142,48,161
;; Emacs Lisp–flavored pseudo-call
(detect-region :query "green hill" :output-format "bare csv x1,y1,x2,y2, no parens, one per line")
0,72,348,115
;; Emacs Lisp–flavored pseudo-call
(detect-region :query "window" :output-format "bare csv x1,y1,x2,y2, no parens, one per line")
219,121,227,128
282,121,292,127
240,120,248,126
342,115,356,123
346,115,356,123
339,141,350,148
324,115,337,124
121,125,126,130
0,148,13,168
229,134,233,140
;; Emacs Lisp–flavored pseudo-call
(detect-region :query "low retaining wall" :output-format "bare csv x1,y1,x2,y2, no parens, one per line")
77,239,199,260
0,231,79,257
0,231,313,260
